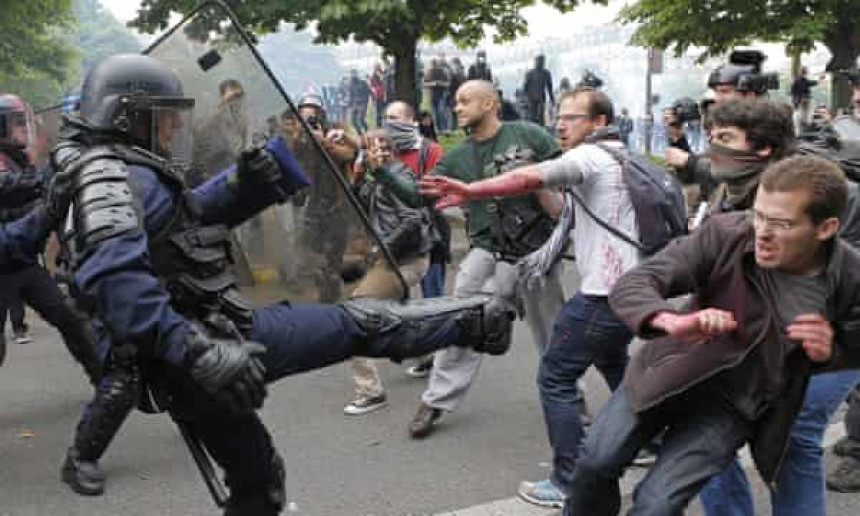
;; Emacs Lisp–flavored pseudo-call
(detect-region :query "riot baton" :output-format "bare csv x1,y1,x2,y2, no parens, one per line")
173,415,229,507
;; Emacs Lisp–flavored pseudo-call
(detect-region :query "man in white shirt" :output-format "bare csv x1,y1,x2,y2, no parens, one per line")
421,89,639,507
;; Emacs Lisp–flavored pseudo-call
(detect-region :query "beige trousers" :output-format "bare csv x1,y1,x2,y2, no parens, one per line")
349,254,430,398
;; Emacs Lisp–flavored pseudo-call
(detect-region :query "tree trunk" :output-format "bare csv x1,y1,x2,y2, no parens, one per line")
789,48,801,81
825,15,860,111
390,35,419,111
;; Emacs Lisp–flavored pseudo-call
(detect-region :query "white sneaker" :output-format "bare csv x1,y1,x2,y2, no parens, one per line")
13,329,32,345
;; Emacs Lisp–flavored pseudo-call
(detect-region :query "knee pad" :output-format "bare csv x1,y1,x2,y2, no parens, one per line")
455,296,514,356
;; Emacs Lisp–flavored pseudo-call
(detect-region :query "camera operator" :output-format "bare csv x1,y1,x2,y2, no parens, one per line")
663,100,696,153
665,49,779,205
288,93,359,303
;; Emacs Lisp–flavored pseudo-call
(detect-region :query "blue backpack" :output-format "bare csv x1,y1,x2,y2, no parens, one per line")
567,143,688,256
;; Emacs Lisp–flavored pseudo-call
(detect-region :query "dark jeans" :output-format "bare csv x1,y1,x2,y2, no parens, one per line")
564,386,751,516
375,98,385,128
421,261,447,299
539,293,632,493
0,265,96,370
527,100,546,126
1,293,26,333
351,102,368,134
431,90,449,134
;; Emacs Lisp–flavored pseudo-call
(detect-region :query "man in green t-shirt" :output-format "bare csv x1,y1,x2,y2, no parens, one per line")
410,80,566,438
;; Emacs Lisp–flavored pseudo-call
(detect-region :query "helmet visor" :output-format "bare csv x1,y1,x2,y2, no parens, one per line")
151,100,195,163
0,109,35,149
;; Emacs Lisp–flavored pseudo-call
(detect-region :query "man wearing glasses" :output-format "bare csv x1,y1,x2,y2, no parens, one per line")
420,88,640,507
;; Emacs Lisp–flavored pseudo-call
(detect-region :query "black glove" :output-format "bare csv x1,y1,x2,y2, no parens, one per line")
43,167,75,227
237,147,282,188
184,327,268,413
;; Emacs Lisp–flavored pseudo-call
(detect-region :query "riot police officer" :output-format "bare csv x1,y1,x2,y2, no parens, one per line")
0,93,100,378
53,54,513,515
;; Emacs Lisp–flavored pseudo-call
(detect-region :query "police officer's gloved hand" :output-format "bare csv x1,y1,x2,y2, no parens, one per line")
43,166,76,227
236,147,282,188
184,327,268,413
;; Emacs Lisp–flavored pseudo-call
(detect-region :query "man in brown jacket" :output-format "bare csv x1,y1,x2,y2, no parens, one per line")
563,156,860,515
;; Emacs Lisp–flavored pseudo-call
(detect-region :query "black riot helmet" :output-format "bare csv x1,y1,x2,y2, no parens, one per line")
79,54,195,162
0,93,36,150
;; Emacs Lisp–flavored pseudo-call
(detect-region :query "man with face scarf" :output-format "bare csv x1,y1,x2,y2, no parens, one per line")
696,99,860,516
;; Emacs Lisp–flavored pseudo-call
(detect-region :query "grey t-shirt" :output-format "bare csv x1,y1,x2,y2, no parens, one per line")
714,267,828,420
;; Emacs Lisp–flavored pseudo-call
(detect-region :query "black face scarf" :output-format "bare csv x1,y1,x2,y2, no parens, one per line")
383,120,419,151
708,141,768,182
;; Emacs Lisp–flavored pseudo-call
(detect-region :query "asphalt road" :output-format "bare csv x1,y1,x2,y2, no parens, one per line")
1,261,859,515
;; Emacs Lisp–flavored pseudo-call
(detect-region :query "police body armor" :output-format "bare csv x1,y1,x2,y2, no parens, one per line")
55,140,253,404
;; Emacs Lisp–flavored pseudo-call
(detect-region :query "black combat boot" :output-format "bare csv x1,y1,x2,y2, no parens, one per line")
61,447,105,496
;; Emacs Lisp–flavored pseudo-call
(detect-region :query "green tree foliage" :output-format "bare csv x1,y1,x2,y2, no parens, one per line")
72,0,142,73
619,0,860,108
0,1,75,107
131,0,604,107
0,0,142,109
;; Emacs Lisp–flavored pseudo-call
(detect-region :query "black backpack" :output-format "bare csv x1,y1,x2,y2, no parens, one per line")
567,143,688,256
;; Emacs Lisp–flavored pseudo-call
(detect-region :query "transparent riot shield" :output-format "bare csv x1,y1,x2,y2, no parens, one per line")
143,1,405,302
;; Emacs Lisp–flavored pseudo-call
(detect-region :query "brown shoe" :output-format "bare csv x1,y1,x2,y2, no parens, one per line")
409,403,442,439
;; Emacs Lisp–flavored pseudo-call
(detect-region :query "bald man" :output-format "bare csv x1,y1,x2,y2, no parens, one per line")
408,80,565,438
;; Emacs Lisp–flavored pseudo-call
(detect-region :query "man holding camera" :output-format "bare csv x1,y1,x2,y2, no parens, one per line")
344,125,439,415
289,93,359,303
408,80,565,439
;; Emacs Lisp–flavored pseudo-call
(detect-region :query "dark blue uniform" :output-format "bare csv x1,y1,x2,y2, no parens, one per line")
66,138,470,506
0,154,98,377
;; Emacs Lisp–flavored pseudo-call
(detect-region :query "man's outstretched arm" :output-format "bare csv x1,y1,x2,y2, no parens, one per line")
419,151,584,209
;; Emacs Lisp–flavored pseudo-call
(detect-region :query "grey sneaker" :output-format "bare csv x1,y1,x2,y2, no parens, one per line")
827,456,860,493
343,394,387,416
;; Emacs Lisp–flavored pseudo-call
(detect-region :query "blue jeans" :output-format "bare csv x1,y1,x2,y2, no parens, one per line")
421,261,446,299
538,293,632,493
700,369,860,516
431,90,449,132
564,385,751,516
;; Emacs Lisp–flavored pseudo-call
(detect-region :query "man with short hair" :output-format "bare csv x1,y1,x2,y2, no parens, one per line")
421,89,639,507
408,80,565,438
564,155,860,515
343,101,447,411
697,100,860,516
665,52,770,200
